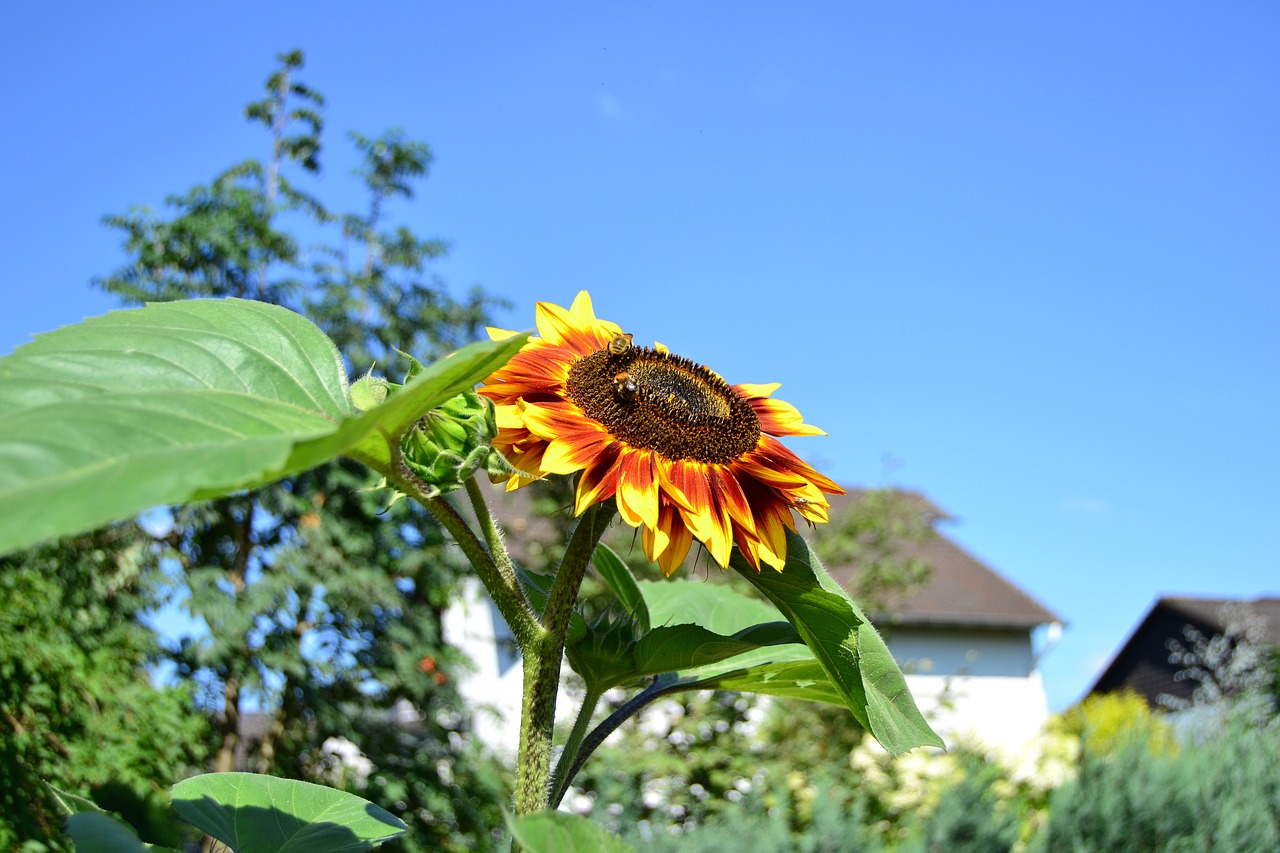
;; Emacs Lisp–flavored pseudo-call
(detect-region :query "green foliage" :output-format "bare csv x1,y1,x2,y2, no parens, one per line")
567,690,773,836
1033,709,1280,852
1053,689,1176,758
68,49,510,850
0,529,208,851
506,810,636,853
895,755,1020,853
730,532,944,753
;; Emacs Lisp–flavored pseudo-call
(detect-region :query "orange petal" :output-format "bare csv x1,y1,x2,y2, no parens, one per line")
642,499,679,561
543,430,614,474
575,444,624,514
709,467,756,536
651,506,693,576
616,450,660,530
534,299,585,347
753,501,791,571
706,499,735,568
659,459,707,513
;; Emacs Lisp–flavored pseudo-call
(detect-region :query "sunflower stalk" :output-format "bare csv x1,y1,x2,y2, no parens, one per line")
514,499,615,815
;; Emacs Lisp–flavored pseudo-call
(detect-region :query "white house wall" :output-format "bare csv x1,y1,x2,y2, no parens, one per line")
903,670,1050,753
884,627,1049,751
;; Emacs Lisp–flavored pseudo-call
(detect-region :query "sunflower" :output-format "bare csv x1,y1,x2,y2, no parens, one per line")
479,291,844,575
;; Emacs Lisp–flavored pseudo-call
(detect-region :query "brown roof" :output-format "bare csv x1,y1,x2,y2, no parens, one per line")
819,490,1061,630
474,482,1060,632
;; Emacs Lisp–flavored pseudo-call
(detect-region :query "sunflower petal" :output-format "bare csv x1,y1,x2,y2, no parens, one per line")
654,509,693,577
750,396,828,437
733,382,781,399
486,326,520,342
575,444,623,514
617,450,660,530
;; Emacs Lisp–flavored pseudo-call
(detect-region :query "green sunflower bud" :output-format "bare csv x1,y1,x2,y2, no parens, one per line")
401,389,538,497
350,373,390,411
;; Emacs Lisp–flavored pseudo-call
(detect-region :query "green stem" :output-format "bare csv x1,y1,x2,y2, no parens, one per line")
465,477,522,598
547,683,605,809
514,499,615,815
378,441,539,646
554,674,691,804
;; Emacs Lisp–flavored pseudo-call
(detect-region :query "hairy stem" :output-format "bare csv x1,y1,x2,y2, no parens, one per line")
378,440,539,646
547,684,605,809
514,499,615,815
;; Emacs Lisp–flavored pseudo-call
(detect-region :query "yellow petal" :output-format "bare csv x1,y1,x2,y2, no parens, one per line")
734,382,781,399
486,326,520,342
534,300,579,345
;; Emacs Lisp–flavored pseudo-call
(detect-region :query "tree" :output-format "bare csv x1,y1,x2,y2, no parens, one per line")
93,50,506,850
0,526,208,851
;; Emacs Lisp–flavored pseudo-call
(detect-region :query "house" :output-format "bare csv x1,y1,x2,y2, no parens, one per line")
1087,596,1280,708
822,490,1062,752
443,485,1063,754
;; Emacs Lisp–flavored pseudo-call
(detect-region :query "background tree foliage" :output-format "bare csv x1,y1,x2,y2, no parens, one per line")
0,526,208,851
2,50,507,852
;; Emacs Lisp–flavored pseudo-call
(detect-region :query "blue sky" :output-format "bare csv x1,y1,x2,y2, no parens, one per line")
3,3,1277,713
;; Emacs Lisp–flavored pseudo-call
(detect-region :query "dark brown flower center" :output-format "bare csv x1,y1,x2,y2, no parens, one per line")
566,344,761,464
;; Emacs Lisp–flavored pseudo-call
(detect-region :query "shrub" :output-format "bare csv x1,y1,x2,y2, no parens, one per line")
1032,709,1280,852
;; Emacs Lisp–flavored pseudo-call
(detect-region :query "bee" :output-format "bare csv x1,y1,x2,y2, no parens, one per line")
607,333,634,356
614,369,640,401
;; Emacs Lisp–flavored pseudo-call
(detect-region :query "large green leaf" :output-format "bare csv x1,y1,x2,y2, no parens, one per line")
505,810,635,853
592,544,650,633
731,529,944,754
0,298,526,555
637,577,785,634
65,811,179,853
171,773,405,853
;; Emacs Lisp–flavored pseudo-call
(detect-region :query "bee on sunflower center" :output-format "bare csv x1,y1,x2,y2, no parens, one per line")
613,369,641,402
607,333,634,355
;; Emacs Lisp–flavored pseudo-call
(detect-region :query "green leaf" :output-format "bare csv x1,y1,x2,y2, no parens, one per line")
65,811,179,853
730,529,944,755
47,783,103,816
629,621,801,677
637,577,785,634
171,773,406,853
592,543,649,633
505,810,636,853
692,655,847,705
556,575,803,691
0,298,527,556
